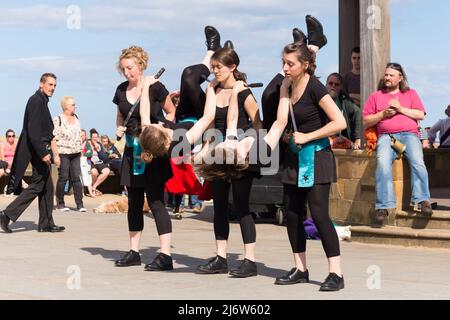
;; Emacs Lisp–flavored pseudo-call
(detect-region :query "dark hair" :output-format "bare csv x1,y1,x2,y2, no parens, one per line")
327,73,343,83
139,125,171,163
211,48,247,82
194,147,249,181
378,62,410,93
282,42,317,76
351,46,360,54
90,128,99,137
446,105,450,116
40,73,57,83
170,92,180,107
5,129,15,137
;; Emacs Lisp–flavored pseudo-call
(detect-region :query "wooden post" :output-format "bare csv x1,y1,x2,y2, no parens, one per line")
359,0,391,107
339,0,360,76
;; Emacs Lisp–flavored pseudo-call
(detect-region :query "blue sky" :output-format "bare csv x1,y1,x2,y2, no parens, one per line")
0,0,449,137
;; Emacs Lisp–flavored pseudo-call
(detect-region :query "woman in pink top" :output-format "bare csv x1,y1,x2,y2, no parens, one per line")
1,129,17,170
1,130,17,180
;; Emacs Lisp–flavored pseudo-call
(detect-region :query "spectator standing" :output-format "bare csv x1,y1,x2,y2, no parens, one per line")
342,47,361,107
53,96,85,212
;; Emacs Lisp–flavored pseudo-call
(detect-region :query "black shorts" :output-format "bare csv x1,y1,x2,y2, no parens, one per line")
92,163,109,173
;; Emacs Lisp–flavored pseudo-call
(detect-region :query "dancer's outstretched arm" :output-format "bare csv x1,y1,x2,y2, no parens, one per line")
225,81,245,139
140,75,159,127
218,78,290,158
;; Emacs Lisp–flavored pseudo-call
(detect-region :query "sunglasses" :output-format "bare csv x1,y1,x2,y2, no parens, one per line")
386,63,404,74
7,135,15,138
328,81,341,86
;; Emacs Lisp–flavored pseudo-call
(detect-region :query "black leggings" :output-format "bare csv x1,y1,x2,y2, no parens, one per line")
177,64,210,120
210,175,256,244
261,73,284,130
127,184,171,235
284,183,340,258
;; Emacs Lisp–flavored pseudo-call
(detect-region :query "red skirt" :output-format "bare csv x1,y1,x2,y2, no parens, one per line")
165,157,211,199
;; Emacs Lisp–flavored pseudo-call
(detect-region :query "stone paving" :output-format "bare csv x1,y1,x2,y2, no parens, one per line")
1,193,450,300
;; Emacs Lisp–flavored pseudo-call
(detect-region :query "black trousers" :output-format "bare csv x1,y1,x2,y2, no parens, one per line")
261,73,284,130
127,184,171,235
4,158,55,228
210,175,256,244
56,153,83,207
176,64,210,120
284,183,340,258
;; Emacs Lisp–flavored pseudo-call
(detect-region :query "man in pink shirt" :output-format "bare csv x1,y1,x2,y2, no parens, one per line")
363,63,433,226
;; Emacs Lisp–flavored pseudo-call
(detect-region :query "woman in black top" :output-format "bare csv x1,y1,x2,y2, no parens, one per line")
113,45,177,271
211,41,347,290
139,46,262,278
276,43,346,291
193,48,262,278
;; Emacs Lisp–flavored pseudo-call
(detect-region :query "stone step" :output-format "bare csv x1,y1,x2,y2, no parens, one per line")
395,210,450,230
350,225,450,249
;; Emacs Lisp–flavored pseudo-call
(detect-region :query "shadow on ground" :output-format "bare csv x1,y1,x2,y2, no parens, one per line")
80,246,293,279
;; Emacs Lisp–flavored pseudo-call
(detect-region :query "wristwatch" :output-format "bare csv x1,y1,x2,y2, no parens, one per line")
226,135,238,140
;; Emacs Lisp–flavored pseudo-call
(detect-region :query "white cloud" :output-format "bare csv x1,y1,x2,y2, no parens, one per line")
0,56,114,73
0,1,337,32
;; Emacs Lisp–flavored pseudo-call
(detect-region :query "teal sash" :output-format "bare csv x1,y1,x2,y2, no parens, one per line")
125,134,146,175
296,137,330,188
179,117,198,124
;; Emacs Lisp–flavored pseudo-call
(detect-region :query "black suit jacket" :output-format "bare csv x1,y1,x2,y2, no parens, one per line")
7,90,54,194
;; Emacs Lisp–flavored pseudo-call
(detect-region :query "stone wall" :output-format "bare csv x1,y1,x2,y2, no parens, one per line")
330,148,450,226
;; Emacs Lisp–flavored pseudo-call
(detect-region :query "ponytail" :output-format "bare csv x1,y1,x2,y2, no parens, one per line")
141,151,154,163
233,69,247,82
212,48,248,82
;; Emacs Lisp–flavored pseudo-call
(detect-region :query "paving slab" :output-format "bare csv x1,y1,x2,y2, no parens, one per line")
1,194,450,300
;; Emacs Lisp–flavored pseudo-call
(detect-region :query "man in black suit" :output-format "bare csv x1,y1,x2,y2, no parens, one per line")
0,73,65,233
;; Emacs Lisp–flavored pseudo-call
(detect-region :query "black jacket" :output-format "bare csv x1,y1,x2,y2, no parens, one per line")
7,90,54,194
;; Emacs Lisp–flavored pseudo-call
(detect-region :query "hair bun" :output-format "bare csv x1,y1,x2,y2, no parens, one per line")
141,151,153,163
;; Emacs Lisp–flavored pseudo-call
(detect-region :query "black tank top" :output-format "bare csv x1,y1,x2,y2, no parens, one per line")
214,88,254,137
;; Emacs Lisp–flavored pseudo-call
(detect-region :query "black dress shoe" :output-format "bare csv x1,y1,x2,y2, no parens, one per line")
229,258,257,278
37,225,65,232
274,268,309,285
115,250,141,267
205,26,221,51
319,273,344,291
224,40,234,50
0,210,12,233
306,15,327,49
372,209,388,227
197,255,228,274
292,28,307,45
144,252,173,271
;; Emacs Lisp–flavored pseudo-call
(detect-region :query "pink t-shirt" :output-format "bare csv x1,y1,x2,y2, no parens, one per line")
2,141,16,162
362,89,425,136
